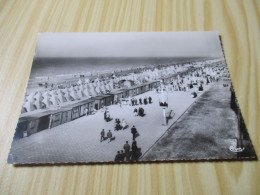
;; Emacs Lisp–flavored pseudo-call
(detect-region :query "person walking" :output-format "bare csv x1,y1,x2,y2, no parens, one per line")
131,140,138,161
144,97,147,105
131,125,137,141
135,98,138,105
104,110,107,120
107,130,112,142
100,129,105,142
123,141,131,161
131,98,134,106
148,96,152,104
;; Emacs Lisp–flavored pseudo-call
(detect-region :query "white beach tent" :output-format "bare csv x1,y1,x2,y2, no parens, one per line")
95,86,101,95
76,89,84,99
104,84,110,92
49,90,60,106
56,89,66,104
82,88,90,98
99,84,106,94
69,89,79,101
108,81,114,91
41,91,51,109
23,93,35,112
77,79,83,86
84,78,90,84
33,92,43,110
87,84,96,96
61,88,70,102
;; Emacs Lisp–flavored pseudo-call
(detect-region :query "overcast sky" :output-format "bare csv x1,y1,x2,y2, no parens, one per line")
35,31,223,58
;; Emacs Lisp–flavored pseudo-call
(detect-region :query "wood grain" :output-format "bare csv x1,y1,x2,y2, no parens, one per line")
0,0,259,194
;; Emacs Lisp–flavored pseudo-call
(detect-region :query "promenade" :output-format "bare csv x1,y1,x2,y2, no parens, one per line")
8,83,213,163
142,81,242,161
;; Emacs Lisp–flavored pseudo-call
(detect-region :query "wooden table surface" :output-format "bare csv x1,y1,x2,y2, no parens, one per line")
0,0,259,194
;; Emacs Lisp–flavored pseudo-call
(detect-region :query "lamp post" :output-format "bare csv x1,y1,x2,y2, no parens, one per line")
159,82,168,126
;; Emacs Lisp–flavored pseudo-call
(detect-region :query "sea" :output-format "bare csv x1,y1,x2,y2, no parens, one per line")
25,57,215,94
30,57,214,78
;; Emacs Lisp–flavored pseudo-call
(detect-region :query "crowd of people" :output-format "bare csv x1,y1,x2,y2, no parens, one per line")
129,96,153,117
114,140,142,162
24,59,226,113
114,125,142,162
134,107,145,117
100,129,115,143
156,63,229,99
130,96,152,106
114,118,129,130
100,123,142,161
100,61,229,162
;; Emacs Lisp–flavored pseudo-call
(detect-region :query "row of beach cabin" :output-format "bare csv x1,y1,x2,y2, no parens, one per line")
13,80,160,142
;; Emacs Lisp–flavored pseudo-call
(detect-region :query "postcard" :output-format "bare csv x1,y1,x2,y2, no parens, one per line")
8,32,256,164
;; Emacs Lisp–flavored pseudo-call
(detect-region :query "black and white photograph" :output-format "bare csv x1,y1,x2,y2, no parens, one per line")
7,31,256,164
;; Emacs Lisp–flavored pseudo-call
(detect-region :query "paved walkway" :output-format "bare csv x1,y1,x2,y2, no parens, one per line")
142,81,240,161
8,84,213,164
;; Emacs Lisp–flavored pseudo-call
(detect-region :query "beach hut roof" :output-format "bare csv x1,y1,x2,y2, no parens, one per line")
19,116,39,121
108,89,125,95
92,95,110,100
63,99,95,108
